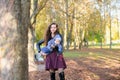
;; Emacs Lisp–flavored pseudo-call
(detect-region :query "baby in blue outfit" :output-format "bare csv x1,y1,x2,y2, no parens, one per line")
41,38,62,54
36,34,63,61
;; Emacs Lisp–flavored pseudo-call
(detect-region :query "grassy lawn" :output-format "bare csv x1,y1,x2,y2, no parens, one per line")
29,48,120,80
63,49,120,80
63,51,88,58
63,49,120,61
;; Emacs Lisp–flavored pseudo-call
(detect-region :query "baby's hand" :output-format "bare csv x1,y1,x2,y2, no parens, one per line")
55,40,60,45
51,44,55,48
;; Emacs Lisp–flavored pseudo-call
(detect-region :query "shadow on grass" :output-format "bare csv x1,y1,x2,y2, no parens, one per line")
76,57,120,80
29,49,120,80
64,50,120,80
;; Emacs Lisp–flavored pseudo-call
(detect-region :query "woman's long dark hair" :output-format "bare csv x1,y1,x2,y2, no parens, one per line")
44,23,60,45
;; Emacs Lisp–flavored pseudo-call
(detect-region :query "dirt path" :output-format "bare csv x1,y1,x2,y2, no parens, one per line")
29,48,120,80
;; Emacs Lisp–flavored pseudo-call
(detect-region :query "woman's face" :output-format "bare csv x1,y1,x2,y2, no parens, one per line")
50,24,57,34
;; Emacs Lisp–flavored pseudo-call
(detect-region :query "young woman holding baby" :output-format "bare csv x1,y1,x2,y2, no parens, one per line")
36,23,66,80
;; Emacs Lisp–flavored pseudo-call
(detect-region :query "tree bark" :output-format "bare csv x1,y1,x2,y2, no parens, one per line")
0,0,30,80
64,0,69,50
109,3,112,49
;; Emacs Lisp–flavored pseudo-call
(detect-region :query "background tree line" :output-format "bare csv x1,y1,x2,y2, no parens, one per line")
35,0,120,50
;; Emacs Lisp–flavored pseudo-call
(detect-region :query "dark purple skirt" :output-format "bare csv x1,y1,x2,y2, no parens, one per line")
45,51,67,71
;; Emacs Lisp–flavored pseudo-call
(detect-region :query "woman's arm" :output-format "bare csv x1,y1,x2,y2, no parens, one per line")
36,39,44,52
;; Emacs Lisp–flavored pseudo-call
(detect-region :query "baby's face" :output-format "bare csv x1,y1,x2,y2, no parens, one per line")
55,38,60,44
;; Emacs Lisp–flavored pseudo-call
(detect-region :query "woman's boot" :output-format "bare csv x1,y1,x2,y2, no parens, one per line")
50,72,56,80
59,72,65,80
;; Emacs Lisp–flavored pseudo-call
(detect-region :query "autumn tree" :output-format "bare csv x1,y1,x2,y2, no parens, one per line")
34,0,120,50
28,0,48,58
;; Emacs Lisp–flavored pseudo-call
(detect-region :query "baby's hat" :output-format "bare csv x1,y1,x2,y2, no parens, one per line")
56,38,61,41
54,34,62,41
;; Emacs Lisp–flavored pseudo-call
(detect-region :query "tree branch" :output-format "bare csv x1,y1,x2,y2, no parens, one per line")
30,0,48,25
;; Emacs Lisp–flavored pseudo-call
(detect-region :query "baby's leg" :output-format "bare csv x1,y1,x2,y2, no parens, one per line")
40,51,47,59
40,51,47,55
35,52,43,61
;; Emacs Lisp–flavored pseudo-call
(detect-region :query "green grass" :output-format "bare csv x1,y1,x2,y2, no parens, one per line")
63,51,80,58
63,51,92,58
63,50,120,60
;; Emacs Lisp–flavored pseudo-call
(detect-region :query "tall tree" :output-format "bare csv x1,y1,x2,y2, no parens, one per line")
97,0,103,48
64,0,69,50
109,4,112,49
28,0,48,61
0,0,30,80
115,0,120,40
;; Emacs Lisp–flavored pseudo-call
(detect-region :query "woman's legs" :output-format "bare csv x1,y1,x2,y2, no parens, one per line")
49,68,65,80
50,69,56,80
58,68,65,80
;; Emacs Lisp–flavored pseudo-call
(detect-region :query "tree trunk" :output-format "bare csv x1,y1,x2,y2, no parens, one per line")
78,28,85,50
65,0,69,50
28,25,35,64
28,0,48,61
0,0,30,80
109,4,112,49
68,21,73,48
68,8,75,49
100,7,103,48
28,0,38,67
115,0,120,40
73,4,77,50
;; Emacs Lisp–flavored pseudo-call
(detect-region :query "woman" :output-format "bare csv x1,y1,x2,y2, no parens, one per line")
36,23,66,80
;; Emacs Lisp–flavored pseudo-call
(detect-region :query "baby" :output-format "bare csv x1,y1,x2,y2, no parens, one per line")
40,37,62,55
35,34,63,61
